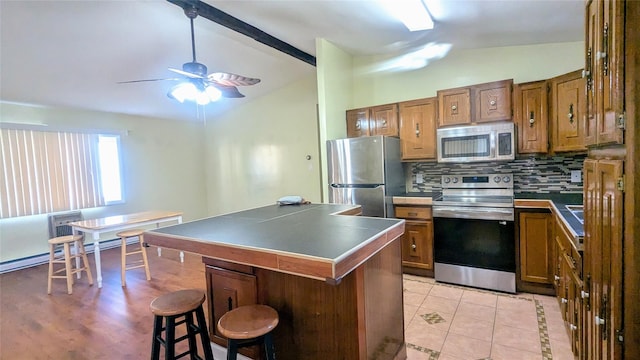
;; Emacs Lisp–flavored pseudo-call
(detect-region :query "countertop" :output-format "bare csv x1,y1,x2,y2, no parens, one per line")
143,203,405,282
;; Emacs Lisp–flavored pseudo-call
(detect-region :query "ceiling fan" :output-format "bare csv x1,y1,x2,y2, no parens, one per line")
119,6,260,105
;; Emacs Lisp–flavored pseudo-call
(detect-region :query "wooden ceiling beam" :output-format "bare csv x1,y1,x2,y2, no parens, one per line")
167,0,316,67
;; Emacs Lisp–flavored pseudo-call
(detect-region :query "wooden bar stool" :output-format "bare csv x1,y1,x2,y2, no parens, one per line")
116,229,151,287
150,289,214,360
217,304,279,360
47,234,93,294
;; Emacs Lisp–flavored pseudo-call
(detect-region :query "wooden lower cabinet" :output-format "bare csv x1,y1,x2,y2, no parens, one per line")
583,158,624,360
518,210,553,287
553,213,585,359
395,205,434,277
204,259,259,358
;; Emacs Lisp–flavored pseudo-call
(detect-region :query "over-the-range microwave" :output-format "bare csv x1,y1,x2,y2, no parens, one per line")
436,122,515,163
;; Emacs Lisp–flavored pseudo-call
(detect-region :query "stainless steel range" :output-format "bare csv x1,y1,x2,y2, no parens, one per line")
432,173,516,293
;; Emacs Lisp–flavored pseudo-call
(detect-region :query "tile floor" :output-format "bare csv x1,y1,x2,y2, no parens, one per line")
403,275,576,360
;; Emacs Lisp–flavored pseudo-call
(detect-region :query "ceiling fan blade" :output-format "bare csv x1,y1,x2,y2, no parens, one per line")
208,72,261,87
168,67,205,79
213,84,245,98
117,78,180,84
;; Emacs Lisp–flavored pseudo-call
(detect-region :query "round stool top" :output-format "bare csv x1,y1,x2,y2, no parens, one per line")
48,234,83,245
150,289,206,317
116,229,145,238
217,304,279,340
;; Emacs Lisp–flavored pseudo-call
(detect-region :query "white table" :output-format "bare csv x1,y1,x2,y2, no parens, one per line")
70,210,183,288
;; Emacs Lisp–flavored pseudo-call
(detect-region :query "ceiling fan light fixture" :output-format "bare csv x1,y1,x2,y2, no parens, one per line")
168,82,223,105
168,82,198,103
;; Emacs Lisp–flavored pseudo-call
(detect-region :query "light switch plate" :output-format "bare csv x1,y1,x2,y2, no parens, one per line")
416,173,424,184
571,170,582,183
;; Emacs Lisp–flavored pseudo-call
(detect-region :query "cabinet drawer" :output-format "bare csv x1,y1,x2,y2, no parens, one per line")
395,206,432,220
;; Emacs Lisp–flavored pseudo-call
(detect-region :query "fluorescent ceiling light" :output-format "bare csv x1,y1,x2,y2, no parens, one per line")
382,0,434,31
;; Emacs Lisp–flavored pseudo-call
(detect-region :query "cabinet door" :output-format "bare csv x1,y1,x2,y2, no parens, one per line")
401,220,433,270
598,0,624,145
550,70,587,152
438,88,471,127
519,212,553,284
514,81,549,154
583,158,623,360
370,104,399,136
585,0,599,146
399,98,437,160
206,266,257,339
346,108,370,138
473,80,513,123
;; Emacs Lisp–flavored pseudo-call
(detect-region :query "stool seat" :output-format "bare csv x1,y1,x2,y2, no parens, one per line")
48,234,83,245
150,289,214,360
116,229,145,238
150,289,205,317
217,305,279,340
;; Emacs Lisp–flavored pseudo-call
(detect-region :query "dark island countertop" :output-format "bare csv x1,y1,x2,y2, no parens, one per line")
144,203,405,283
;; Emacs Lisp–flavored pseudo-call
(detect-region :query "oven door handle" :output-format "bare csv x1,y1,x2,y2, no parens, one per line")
432,206,514,221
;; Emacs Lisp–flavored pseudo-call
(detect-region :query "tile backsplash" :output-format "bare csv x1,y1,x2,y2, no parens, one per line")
406,154,586,194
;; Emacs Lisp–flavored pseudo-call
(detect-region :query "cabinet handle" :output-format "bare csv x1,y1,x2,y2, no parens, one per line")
568,104,574,124
570,324,578,331
602,22,609,76
489,100,497,106
585,47,593,91
581,290,590,299
411,244,417,250
561,298,568,304
451,104,457,111
595,315,605,325
529,111,535,127
355,121,361,130
411,238,417,251
554,275,560,281
408,212,418,217
415,124,420,137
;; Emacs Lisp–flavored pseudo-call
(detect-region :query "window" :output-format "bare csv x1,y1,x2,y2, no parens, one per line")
0,127,124,218
97,135,123,204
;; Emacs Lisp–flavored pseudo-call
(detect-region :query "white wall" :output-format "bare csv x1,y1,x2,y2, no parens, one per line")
0,102,208,262
315,39,357,202
351,41,585,107
203,74,322,215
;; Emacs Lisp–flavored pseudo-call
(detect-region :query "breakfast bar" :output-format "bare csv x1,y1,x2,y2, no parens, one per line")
144,203,406,360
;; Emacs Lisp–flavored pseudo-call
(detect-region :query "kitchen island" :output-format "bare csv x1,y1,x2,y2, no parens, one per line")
144,203,406,360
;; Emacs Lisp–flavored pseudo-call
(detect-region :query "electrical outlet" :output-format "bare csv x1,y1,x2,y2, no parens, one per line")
571,170,582,183
416,173,424,184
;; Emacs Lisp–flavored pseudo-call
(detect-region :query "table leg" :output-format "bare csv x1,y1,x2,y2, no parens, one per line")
92,233,103,288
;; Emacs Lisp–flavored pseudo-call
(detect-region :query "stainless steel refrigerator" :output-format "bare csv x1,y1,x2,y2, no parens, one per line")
327,136,405,217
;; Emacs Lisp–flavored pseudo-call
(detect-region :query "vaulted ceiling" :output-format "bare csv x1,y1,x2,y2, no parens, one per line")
0,0,584,122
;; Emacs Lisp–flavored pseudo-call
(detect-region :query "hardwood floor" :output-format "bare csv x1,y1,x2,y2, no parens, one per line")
0,246,208,359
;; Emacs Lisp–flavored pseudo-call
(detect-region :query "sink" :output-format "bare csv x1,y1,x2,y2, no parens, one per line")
565,205,584,224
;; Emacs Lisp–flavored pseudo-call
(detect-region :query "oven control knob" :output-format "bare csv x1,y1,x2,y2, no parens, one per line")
503,176,511,183
494,176,501,183
452,177,459,183
444,177,451,183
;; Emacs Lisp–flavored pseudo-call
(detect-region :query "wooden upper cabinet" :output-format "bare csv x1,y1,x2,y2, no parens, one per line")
346,108,370,138
514,80,549,154
585,0,624,147
550,70,587,153
437,87,471,127
399,98,437,160
474,79,513,123
437,79,513,127
369,104,399,136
